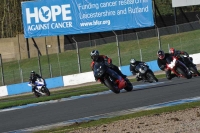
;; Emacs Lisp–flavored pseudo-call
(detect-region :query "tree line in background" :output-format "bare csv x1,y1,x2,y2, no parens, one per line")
0,0,200,38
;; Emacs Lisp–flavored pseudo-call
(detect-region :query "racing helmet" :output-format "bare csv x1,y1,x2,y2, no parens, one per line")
30,71,35,76
90,50,99,61
130,59,136,65
157,50,165,59
169,48,175,54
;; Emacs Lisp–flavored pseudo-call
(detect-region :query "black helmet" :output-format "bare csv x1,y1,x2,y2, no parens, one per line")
90,50,99,61
157,50,165,59
31,71,35,76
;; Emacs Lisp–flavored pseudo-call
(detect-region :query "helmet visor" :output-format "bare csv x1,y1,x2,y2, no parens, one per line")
91,55,99,60
158,54,165,59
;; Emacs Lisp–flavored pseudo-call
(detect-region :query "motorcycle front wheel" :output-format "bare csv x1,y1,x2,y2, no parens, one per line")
104,79,120,94
176,66,191,79
124,78,133,92
189,66,200,76
43,87,50,96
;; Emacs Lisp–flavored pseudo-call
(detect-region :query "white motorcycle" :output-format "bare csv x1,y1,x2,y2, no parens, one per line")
28,78,50,97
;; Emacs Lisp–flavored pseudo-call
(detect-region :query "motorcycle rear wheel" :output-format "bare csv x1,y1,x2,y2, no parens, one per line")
34,91,40,98
146,72,158,83
104,79,120,94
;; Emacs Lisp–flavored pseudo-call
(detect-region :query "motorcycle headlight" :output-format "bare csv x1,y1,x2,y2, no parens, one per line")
139,68,146,73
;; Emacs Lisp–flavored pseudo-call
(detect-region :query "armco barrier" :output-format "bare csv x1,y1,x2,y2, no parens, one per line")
0,86,8,97
1,53,200,97
63,71,95,86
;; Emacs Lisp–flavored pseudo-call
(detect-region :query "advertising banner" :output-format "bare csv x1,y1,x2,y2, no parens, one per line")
21,0,154,38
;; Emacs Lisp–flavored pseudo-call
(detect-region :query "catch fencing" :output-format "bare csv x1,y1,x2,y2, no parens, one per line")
0,21,200,86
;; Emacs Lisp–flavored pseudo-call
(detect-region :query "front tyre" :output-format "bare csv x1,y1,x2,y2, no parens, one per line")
44,87,50,96
176,66,191,79
104,79,120,94
189,66,200,76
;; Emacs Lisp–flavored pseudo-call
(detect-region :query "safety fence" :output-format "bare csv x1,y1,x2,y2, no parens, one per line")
0,21,200,86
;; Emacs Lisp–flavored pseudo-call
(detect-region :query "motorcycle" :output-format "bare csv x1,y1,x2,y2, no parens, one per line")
28,78,50,97
166,56,192,79
135,63,158,83
179,56,200,77
93,61,133,94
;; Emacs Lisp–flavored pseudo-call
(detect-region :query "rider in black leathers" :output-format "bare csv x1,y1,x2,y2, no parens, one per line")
29,71,42,92
157,50,177,80
90,50,126,80
129,58,145,81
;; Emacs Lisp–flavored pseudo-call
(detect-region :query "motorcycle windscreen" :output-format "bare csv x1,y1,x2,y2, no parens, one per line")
93,62,106,79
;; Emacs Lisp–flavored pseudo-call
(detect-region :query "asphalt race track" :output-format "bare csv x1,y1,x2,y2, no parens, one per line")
1,77,200,132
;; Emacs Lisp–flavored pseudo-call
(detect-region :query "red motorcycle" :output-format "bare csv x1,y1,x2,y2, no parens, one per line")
166,56,192,79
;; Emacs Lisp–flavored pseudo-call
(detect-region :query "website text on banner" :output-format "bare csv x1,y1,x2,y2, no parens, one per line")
21,0,154,38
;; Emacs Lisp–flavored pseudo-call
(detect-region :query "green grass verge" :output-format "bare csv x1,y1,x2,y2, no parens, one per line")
1,29,200,85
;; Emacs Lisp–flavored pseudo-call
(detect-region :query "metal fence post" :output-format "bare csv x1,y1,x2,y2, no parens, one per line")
156,25,162,49
72,37,82,73
57,53,61,76
37,52,42,77
112,31,122,66
45,37,52,78
0,54,5,85
20,69,23,83
140,49,143,61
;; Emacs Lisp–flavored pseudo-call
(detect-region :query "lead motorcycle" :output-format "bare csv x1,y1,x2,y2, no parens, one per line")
28,78,50,97
166,56,192,79
93,61,133,94
135,63,158,83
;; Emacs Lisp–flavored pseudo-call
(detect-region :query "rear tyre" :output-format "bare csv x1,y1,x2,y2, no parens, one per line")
104,79,120,94
146,72,158,83
34,91,40,98
124,78,133,92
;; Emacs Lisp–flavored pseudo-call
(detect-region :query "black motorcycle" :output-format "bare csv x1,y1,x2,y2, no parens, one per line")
135,63,158,83
93,61,133,94
180,56,200,77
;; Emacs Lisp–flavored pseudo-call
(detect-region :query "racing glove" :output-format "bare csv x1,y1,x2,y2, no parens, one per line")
160,65,166,70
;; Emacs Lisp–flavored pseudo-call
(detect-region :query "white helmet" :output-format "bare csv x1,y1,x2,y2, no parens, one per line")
130,59,136,64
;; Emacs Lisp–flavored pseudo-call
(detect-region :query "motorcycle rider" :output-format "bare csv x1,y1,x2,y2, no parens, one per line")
29,71,42,92
90,50,127,81
169,47,196,67
129,58,146,81
157,50,177,80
